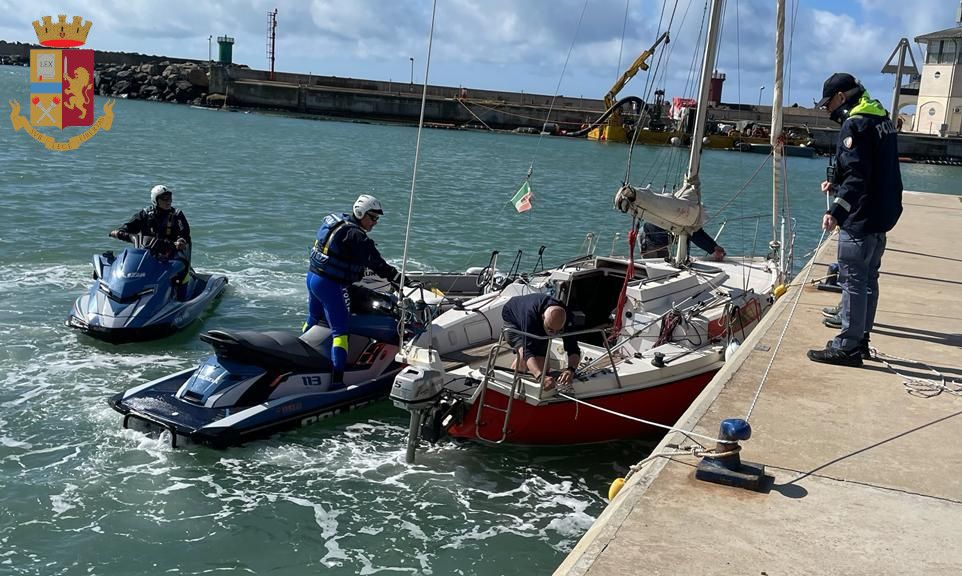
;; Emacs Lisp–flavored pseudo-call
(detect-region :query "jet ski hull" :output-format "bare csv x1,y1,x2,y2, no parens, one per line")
109,285,413,448
109,367,399,448
67,248,227,344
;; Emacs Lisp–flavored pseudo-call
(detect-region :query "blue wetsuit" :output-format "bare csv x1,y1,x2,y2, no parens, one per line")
306,213,401,385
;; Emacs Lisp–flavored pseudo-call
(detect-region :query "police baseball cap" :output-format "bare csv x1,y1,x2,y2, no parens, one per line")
817,73,859,108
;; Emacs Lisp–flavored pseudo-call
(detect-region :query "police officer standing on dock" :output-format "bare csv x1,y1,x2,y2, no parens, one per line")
305,194,411,389
807,73,903,367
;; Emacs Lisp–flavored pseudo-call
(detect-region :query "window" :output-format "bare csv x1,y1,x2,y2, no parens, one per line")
938,40,957,64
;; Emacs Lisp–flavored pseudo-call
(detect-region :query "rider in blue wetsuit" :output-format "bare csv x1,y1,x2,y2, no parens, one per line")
306,194,409,389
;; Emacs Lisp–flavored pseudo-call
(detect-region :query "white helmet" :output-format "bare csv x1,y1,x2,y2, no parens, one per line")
352,194,383,219
150,184,172,206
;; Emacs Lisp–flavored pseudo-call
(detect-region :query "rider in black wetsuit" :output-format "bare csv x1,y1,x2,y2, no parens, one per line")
109,184,192,298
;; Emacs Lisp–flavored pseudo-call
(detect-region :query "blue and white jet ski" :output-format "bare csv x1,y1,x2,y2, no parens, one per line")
108,284,429,448
66,234,228,343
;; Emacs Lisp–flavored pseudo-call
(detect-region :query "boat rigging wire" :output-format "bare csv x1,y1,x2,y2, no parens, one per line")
615,0,631,85
744,192,831,422
398,0,438,347
524,0,590,170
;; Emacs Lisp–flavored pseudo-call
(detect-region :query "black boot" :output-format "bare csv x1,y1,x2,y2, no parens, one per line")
808,345,863,367
329,369,345,391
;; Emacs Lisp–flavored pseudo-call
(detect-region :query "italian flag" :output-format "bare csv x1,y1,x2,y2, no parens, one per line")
511,180,533,213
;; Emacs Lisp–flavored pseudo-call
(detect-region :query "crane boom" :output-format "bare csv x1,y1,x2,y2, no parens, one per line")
604,31,669,109
588,31,670,143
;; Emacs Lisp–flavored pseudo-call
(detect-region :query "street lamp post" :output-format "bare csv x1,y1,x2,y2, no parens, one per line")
409,57,414,84
758,85,766,107
208,35,212,63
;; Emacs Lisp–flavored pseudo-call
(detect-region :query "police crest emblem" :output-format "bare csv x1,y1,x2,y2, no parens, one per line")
8,15,115,151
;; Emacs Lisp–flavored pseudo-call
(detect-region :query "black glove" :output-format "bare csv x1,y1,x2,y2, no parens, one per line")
110,230,130,242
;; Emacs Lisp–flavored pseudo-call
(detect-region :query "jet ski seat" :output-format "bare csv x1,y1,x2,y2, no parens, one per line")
201,329,333,371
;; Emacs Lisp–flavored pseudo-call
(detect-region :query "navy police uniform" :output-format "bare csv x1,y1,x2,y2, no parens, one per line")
815,76,903,362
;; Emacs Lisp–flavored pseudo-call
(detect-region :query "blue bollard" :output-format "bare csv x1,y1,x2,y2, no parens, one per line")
695,418,771,492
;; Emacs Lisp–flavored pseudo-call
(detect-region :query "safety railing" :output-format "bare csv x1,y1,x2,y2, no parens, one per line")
473,324,621,443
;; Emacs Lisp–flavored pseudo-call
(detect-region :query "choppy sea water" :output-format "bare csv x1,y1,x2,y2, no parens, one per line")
1,64,959,575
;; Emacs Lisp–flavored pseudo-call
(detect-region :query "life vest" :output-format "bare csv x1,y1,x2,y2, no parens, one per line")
145,207,181,240
309,213,367,284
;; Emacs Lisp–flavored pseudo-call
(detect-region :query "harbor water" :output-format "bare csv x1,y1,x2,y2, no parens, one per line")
1,65,959,575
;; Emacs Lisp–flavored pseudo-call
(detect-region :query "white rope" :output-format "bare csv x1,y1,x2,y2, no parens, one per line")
745,222,830,422
397,0,438,347
622,443,742,483
874,350,962,398
556,391,728,444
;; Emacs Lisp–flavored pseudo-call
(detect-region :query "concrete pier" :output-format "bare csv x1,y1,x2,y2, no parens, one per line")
557,191,962,575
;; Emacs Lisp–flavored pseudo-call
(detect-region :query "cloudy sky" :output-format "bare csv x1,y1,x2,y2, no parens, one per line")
1,0,957,108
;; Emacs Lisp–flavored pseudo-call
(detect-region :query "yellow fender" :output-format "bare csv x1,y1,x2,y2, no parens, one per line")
608,477,626,501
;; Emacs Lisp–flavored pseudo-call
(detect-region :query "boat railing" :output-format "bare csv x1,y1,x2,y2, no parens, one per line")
709,212,769,244
473,324,621,444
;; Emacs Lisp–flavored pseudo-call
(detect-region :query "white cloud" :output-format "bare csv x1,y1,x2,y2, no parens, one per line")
2,0,959,105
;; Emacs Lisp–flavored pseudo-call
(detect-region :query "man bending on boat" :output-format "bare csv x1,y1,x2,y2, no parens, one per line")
501,293,581,391
306,194,411,389
109,185,191,297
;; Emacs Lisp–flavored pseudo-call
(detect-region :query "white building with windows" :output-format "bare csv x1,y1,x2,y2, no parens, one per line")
912,6,962,135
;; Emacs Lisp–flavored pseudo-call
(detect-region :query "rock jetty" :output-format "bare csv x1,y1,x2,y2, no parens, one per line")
94,61,209,106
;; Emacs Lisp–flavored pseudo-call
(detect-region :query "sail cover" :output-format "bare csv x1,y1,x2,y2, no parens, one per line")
613,177,704,235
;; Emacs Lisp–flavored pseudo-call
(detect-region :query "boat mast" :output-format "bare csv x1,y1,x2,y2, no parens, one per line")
676,0,724,265
770,0,786,282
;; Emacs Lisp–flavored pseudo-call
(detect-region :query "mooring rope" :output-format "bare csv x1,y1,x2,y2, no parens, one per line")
623,443,741,480
556,391,728,445
874,350,962,398
745,190,832,421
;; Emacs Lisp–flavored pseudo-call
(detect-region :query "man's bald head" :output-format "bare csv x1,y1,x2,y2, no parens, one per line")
543,305,567,335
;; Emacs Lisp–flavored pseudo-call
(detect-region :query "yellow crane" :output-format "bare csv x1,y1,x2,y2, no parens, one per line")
588,31,669,143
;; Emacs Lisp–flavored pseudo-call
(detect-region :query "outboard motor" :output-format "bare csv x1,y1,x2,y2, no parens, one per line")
391,347,445,463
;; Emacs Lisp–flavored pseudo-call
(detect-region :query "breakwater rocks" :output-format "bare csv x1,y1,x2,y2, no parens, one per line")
94,61,209,105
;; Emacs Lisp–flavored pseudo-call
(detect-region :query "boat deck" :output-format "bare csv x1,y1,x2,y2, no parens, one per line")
556,191,962,575
440,342,511,372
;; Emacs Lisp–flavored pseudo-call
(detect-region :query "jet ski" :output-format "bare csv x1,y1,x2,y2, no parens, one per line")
66,234,228,343
108,283,430,448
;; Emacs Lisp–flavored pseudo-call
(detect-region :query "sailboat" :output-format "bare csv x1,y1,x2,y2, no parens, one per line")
390,0,793,459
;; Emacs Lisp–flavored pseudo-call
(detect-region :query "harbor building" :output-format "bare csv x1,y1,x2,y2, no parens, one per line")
911,3,962,135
